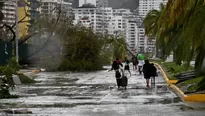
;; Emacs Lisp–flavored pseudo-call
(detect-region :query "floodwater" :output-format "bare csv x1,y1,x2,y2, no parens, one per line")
0,66,205,116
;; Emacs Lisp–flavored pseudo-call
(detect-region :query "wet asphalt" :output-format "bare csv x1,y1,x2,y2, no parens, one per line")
0,66,205,116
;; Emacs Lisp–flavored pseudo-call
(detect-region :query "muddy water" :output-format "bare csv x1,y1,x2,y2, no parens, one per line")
0,67,205,116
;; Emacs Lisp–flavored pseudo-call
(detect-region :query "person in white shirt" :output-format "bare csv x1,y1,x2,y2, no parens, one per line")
138,60,144,74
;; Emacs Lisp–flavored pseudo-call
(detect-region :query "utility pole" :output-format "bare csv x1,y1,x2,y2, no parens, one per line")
15,0,19,63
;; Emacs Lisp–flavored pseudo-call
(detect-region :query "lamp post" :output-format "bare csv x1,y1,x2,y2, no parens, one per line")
15,0,19,63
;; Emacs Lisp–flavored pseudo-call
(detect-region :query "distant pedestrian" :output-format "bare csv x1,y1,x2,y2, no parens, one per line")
150,63,157,84
124,57,131,76
143,60,151,87
138,60,144,74
132,55,138,70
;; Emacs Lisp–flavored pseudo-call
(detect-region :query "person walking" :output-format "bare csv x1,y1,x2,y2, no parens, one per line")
110,58,123,89
143,60,151,87
124,57,131,76
150,63,157,84
132,55,138,71
138,60,144,74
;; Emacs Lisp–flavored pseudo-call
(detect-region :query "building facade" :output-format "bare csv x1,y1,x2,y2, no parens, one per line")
1,1,16,26
125,18,138,53
139,0,167,17
40,0,72,18
73,6,139,53
73,5,104,33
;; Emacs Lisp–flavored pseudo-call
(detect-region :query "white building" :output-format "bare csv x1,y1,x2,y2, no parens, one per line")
79,0,96,7
139,0,167,17
125,18,138,53
73,5,104,33
1,1,16,26
73,6,140,53
108,15,124,36
40,0,72,18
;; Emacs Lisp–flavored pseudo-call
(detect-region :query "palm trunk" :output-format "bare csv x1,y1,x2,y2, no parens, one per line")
173,49,182,65
195,45,205,76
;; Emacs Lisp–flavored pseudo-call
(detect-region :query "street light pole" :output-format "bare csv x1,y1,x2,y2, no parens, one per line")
15,0,19,63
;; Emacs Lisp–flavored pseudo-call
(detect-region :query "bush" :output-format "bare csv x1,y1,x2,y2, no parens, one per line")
162,62,193,74
8,57,20,71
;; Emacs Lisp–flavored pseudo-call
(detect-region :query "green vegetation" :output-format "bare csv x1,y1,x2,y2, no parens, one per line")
177,76,204,93
144,0,205,91
34,17,126,71
0,58,35,99
162,62,193,75
17,73,36,84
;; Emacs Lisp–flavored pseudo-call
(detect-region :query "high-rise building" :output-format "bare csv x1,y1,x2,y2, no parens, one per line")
1,1,16,26
139,0,167,17
73,6,138,53
73,5,103,33
125,18,138,53
40,0,72,18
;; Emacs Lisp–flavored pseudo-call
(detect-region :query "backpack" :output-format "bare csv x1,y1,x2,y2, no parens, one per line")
112,61,120,70
115,70,121,79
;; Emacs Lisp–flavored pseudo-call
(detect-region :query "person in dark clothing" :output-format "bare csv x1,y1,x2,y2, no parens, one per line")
150,63,157,84
143,60,151,87
132,55,138,70
110,58,123,89
124,57,131,76
111,58,123,70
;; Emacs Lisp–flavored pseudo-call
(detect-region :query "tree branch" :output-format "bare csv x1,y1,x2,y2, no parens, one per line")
19,32,38,45
0,24,16,42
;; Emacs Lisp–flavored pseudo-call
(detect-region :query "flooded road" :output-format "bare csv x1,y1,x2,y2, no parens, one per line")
0,66,205,116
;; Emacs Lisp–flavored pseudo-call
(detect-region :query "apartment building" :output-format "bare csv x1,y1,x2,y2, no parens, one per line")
139,0,167,17
40,0,72,18
73,4,104,33
125,18,138,53
1,1,16,26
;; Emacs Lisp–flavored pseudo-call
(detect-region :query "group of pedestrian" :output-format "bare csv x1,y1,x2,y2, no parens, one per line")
143,60,157,87
110,56,157,88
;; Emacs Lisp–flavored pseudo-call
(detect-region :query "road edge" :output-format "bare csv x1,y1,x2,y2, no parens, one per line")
154,63,205,102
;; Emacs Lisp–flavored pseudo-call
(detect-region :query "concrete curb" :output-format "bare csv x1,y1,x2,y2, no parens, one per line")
154,63,205,102
154,63,178,85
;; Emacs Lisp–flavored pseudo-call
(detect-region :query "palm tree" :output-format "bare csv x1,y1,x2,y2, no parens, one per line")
144,0,205,91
